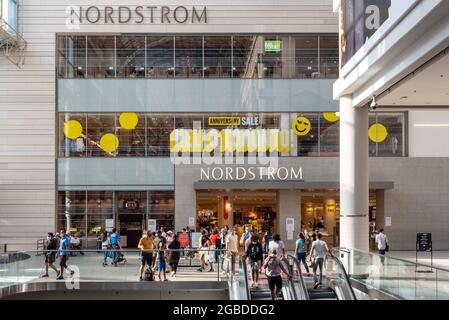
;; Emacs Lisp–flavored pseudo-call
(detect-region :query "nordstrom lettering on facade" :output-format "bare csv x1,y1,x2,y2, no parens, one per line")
69,6,207,24
200,167,304,181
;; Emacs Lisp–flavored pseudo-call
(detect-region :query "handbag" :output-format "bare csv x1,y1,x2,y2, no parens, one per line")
385,244,389,252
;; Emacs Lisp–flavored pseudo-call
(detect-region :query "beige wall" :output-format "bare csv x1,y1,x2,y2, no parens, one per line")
1,0,336,250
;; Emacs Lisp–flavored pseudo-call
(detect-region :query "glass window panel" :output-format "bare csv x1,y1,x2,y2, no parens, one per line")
58,35,86,78
260,35,290,79
204,36,232,78
86,191,114,237
116,36,146,78
320,35,339,79
175,114,203,129
293,36,319,78
296,113,319,156
86,114,118,157
319,113,340,156
57,191,87,236
175,36,203,78
149,191,175,230
147,36,174,78
376,113,404,157
59,113,87,158
117,191,147,215
87,36,115,78
116,113,145,157
147,114,173,157
233,36,262,78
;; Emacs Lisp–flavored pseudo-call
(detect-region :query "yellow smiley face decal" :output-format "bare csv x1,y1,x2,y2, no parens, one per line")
292,116,312,136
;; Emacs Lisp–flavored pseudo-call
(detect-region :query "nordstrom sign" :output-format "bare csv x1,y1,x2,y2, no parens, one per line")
68,5,207,24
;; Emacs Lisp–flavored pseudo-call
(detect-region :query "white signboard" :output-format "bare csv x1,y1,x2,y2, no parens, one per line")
191,232,202,248
286,218,295,232
385,217,392,227
287,230,294,241
189,217,195,228
148,219,157,232
105,219,114,232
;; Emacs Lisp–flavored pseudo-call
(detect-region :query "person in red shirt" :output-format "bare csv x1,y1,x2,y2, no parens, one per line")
210,229,220,266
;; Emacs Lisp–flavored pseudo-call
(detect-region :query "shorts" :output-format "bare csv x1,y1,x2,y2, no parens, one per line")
59,255,68,267
141,252,153,266
250,261,260,271
157,261,166,271
267,275,283,291
45,253,56,264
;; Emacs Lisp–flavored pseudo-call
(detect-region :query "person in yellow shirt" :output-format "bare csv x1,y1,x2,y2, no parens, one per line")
138,230,154,281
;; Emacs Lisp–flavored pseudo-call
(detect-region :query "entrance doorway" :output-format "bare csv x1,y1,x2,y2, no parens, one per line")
300,189,377,246
196,190,277,238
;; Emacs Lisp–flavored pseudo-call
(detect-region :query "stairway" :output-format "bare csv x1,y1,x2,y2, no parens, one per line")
250,283,284,300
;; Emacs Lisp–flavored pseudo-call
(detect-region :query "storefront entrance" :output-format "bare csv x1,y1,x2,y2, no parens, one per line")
196,190,277,238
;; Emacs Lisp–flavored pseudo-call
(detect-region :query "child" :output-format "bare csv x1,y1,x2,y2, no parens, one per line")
157,237,168,281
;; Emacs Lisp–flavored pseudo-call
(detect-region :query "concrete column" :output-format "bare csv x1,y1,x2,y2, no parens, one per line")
276,190,301,251
339,95,369,251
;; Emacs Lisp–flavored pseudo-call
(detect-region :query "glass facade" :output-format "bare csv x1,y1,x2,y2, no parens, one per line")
57,34,339,79
59,112,407,158
57,191,174,243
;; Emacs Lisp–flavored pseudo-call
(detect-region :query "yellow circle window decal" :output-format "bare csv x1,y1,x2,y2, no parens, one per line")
323,112,340,123
119,112,139,130
100,133,119,153
292,116,312,136
369,124,388,143
63,120,83,140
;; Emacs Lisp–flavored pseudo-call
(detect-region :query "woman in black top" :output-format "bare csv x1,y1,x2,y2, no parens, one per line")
42,232,58,277
168,234,181,278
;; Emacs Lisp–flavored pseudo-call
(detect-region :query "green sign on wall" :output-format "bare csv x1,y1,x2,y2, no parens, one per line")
264,40,282,52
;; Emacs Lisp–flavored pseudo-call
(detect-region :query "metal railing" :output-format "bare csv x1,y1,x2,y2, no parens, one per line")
287,254,310,300
324,252,357,300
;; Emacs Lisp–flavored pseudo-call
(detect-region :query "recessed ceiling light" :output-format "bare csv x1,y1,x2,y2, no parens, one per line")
400,96,408,100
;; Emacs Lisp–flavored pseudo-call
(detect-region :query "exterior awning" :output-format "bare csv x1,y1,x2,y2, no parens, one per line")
193,180,394,190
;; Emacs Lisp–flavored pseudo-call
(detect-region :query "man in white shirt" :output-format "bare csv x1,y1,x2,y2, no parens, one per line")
375,229,389,264
226,228,239,274
268,234,285,260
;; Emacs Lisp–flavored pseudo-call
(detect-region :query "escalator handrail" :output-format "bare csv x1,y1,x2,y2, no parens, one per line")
240,255,252,300
325,252,357,300
286,254,310,300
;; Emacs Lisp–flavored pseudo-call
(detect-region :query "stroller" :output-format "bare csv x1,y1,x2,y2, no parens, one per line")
116,251,127,264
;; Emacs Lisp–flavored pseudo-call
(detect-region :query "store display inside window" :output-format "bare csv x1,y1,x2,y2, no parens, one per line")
197,209,218,229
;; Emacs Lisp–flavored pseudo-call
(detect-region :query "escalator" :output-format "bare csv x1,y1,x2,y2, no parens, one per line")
229,252,356,301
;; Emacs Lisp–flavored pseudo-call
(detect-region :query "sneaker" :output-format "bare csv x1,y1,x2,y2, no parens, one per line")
57,276,64,280
139,276,143,281
197,268,203,272
170,271,175,277
172,273,176,279
164,278,168,281
41,274,49,278
313,282,320,289
208,268,214,272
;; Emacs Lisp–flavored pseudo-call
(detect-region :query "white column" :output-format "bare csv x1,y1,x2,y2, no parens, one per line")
339,95,369,251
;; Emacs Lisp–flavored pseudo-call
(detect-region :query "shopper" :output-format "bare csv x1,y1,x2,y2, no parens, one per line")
70,233,84,256
138,230,154,281
168,234,181,278
263,231,273,254
109,228,121,267
226,228,239,274
244,231,254,252
268,234,285,260
246,235,264,288
210,229,220,266
376,229,389,264
42,232,58,277
101,231,111,266
156,237,168,281
198,230,211,272
262,249,291,300
308,233,329,289
56,229,74,280
295,233,310,275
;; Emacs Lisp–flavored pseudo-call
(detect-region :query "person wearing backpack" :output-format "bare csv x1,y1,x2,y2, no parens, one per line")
42,232,58,278
295,233,310,275
245,235,264,288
